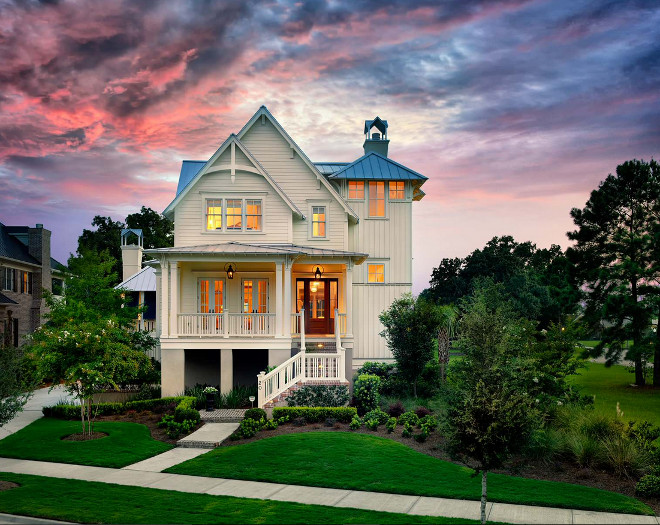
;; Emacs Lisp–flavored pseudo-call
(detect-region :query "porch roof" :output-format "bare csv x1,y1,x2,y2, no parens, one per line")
144,241,368,262
114,266,156,292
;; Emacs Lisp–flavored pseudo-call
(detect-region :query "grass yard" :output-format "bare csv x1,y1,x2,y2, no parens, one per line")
0,472,479,524
0,418,171,468
570,361,660,426
166,432,652,515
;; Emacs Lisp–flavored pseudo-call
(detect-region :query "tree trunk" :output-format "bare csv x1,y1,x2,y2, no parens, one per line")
631,279,645,386
438,327,449,383
413,380,417,398
654,305,660,388
80,400,85,435
635,355,645,387
481,470,488,525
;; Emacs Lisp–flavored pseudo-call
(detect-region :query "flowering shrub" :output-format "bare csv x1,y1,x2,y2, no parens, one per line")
353,374,381,415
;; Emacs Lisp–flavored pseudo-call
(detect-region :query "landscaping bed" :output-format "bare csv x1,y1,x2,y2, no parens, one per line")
0,472,477,525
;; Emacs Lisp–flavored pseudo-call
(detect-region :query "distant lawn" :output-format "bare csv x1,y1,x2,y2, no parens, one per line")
166,432,651,515
0,472,478,524
570,361,660,426
0,418,171,468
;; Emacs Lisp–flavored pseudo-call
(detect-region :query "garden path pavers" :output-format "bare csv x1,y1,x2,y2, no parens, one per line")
176,422,239,448
0,458,658,524
122,447,209,472
200,409,246,422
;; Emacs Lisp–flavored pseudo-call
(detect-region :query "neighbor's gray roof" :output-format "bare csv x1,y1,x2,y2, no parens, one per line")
115,266,156,292
176,160,206,197
145,241,367,261
314,162,349,175
0,223,39,265
0,292,17,305
328,152,428,181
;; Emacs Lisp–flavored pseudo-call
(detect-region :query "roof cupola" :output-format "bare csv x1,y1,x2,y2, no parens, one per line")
363,116,389,157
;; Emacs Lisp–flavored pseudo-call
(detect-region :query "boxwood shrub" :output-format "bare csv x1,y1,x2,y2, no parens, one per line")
286,385,350,407
43,396,194,420
174,397,200,424
272,406,357,423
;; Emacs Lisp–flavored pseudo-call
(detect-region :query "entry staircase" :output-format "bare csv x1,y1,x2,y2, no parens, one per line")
257,309,349,408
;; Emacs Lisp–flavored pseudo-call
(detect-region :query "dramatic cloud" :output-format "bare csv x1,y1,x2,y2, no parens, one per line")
0,0,658,290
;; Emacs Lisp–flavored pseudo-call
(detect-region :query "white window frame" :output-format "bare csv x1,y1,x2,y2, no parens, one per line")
3,267,16,292
347,180,365,201
367,181,387,219
242,278,269,313
365,260,389,284
389,181,406,201
307,200,330,241
202,194,266,234
197,277,226,313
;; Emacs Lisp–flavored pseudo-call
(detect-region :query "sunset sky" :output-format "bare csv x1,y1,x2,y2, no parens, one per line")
1,0,658,292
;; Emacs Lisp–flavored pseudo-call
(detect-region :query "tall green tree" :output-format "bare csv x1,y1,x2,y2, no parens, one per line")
0,338,36,427
125,206,174,250
567,159,660,386
379,294,442,397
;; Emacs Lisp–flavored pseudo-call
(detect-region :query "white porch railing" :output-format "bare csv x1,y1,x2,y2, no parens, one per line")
133,318,156,333
177,313,276,337
178,313,224,336
228,313,276,336
291,311,347,337
258,309,346,408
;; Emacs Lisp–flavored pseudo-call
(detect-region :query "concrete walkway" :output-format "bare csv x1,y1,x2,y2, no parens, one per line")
0,457,657,524
176,422,239,448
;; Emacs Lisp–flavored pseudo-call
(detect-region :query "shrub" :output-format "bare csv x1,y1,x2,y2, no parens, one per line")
565,434,603,468
43,396,191,419
363,408,389,427
415,406,431,419
398,411,420,428
349,415,362,430
386,417,397,433
524,428,565,463
272,406,357,423
419,414,438,431
174,397,200,424
263,419,278,431
387,401,406,418
353,375,381,415
365,419,379,430
414,428,430,443
220,384,257,409
244,408,267,421
292,417,307,427
286,385,350,407
402,423,413,438
637,474,660,498
157,415,196,439
625,420,660,452
601,436,649,478
356,362,395,378
325,418,337,427
239,418,263,438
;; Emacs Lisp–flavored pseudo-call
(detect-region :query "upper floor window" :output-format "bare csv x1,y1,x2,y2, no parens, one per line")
389,181,405,200
20,271,32,294
206,199,223,230
348,181,364,200
206,198,262,232
3,267,16,292
367,263,385,283
369,181,385,217
312,206,326,237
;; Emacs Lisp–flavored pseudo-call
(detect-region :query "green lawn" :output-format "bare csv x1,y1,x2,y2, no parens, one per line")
570,361,660,426
0,472,479,524
166,432,652,515
0,419,171,468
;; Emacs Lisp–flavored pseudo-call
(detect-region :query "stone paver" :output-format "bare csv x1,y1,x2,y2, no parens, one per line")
123,447,209,472
200,409,246,422
177,422,238,448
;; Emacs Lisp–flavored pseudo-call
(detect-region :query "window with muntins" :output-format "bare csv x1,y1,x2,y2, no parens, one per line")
246,200,262,231
368,264,385,283
369,181,385,217
348,181,364,199
389,181,405,200
312,206,326,237
226,199,243,230
206,199,223,230
3,267,16,292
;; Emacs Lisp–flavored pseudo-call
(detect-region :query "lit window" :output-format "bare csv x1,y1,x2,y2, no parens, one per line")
226,199,243,230
389,181,405,200
245,200,262,231
368,264,384,283
348,181,364,199
312,206,326,237
206,199,223,230
20,271,32,294
369,181,385,217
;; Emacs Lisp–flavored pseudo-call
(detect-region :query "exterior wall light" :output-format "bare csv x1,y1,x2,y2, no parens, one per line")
224,262,237,279
314,266,323,279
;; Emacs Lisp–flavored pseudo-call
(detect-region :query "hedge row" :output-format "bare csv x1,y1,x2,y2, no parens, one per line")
272,406,357,423
43,396,194,420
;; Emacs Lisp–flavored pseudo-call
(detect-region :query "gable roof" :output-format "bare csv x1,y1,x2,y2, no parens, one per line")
114,265,156,292
237,106,359,221
163,134,304,220
328,152,428,181
0,223,39,265
176,161,206,197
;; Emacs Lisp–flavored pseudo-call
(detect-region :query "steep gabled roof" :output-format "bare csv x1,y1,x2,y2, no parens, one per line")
328,152,428,181
237,106,359,221
163,134,304,220
0,222,39,265
176,160,206,197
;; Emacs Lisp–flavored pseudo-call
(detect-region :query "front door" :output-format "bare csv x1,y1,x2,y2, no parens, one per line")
296,279,338,335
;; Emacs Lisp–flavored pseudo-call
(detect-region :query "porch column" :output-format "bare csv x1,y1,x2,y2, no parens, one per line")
155,269,162,336
220,349,233,394
161,348,184,397
283,257,292,337
345,261,353,337
169,262,179,336
275,261,283,336
161,260,169,338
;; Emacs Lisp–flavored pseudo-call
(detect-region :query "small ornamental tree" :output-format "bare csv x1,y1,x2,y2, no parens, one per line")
0,329,37,427
379,294,442,397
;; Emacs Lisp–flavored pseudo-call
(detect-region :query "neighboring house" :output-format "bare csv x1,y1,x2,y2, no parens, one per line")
0,222,67,347
146,107,427,406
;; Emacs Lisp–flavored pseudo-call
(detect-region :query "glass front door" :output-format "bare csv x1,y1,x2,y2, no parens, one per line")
198,279,224,313
296,279,338,334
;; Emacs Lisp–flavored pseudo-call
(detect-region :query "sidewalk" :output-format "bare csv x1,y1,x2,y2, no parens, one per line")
0,456,657,524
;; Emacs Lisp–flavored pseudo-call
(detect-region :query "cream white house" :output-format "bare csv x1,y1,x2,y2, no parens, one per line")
145,107,427,407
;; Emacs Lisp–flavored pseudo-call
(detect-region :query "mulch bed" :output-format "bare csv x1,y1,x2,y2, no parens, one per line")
62,432,108,441
0,481,19,492
94,410,200,445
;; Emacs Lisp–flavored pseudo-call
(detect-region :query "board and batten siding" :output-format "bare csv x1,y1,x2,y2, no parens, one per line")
173,169,292,246
240,118,349,250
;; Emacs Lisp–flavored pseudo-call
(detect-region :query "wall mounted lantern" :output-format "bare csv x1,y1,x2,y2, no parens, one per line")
224,262,237,280
314,266,323,280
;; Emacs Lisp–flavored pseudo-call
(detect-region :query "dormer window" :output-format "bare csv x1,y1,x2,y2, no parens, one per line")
389,181,405,200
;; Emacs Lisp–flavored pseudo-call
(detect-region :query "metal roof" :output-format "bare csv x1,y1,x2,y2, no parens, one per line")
364,117,388,135
145,241,367,262
328,152,428,181
314,162,349,176
115,266,156,292
176,160,206,197
0,292,17,305
0,223,39,265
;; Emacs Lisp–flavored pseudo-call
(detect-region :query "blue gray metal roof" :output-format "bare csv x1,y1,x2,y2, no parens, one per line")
364,117,388,135
176,160,206,197
314,162,349,175
115,266,156,292
327,152,428,181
